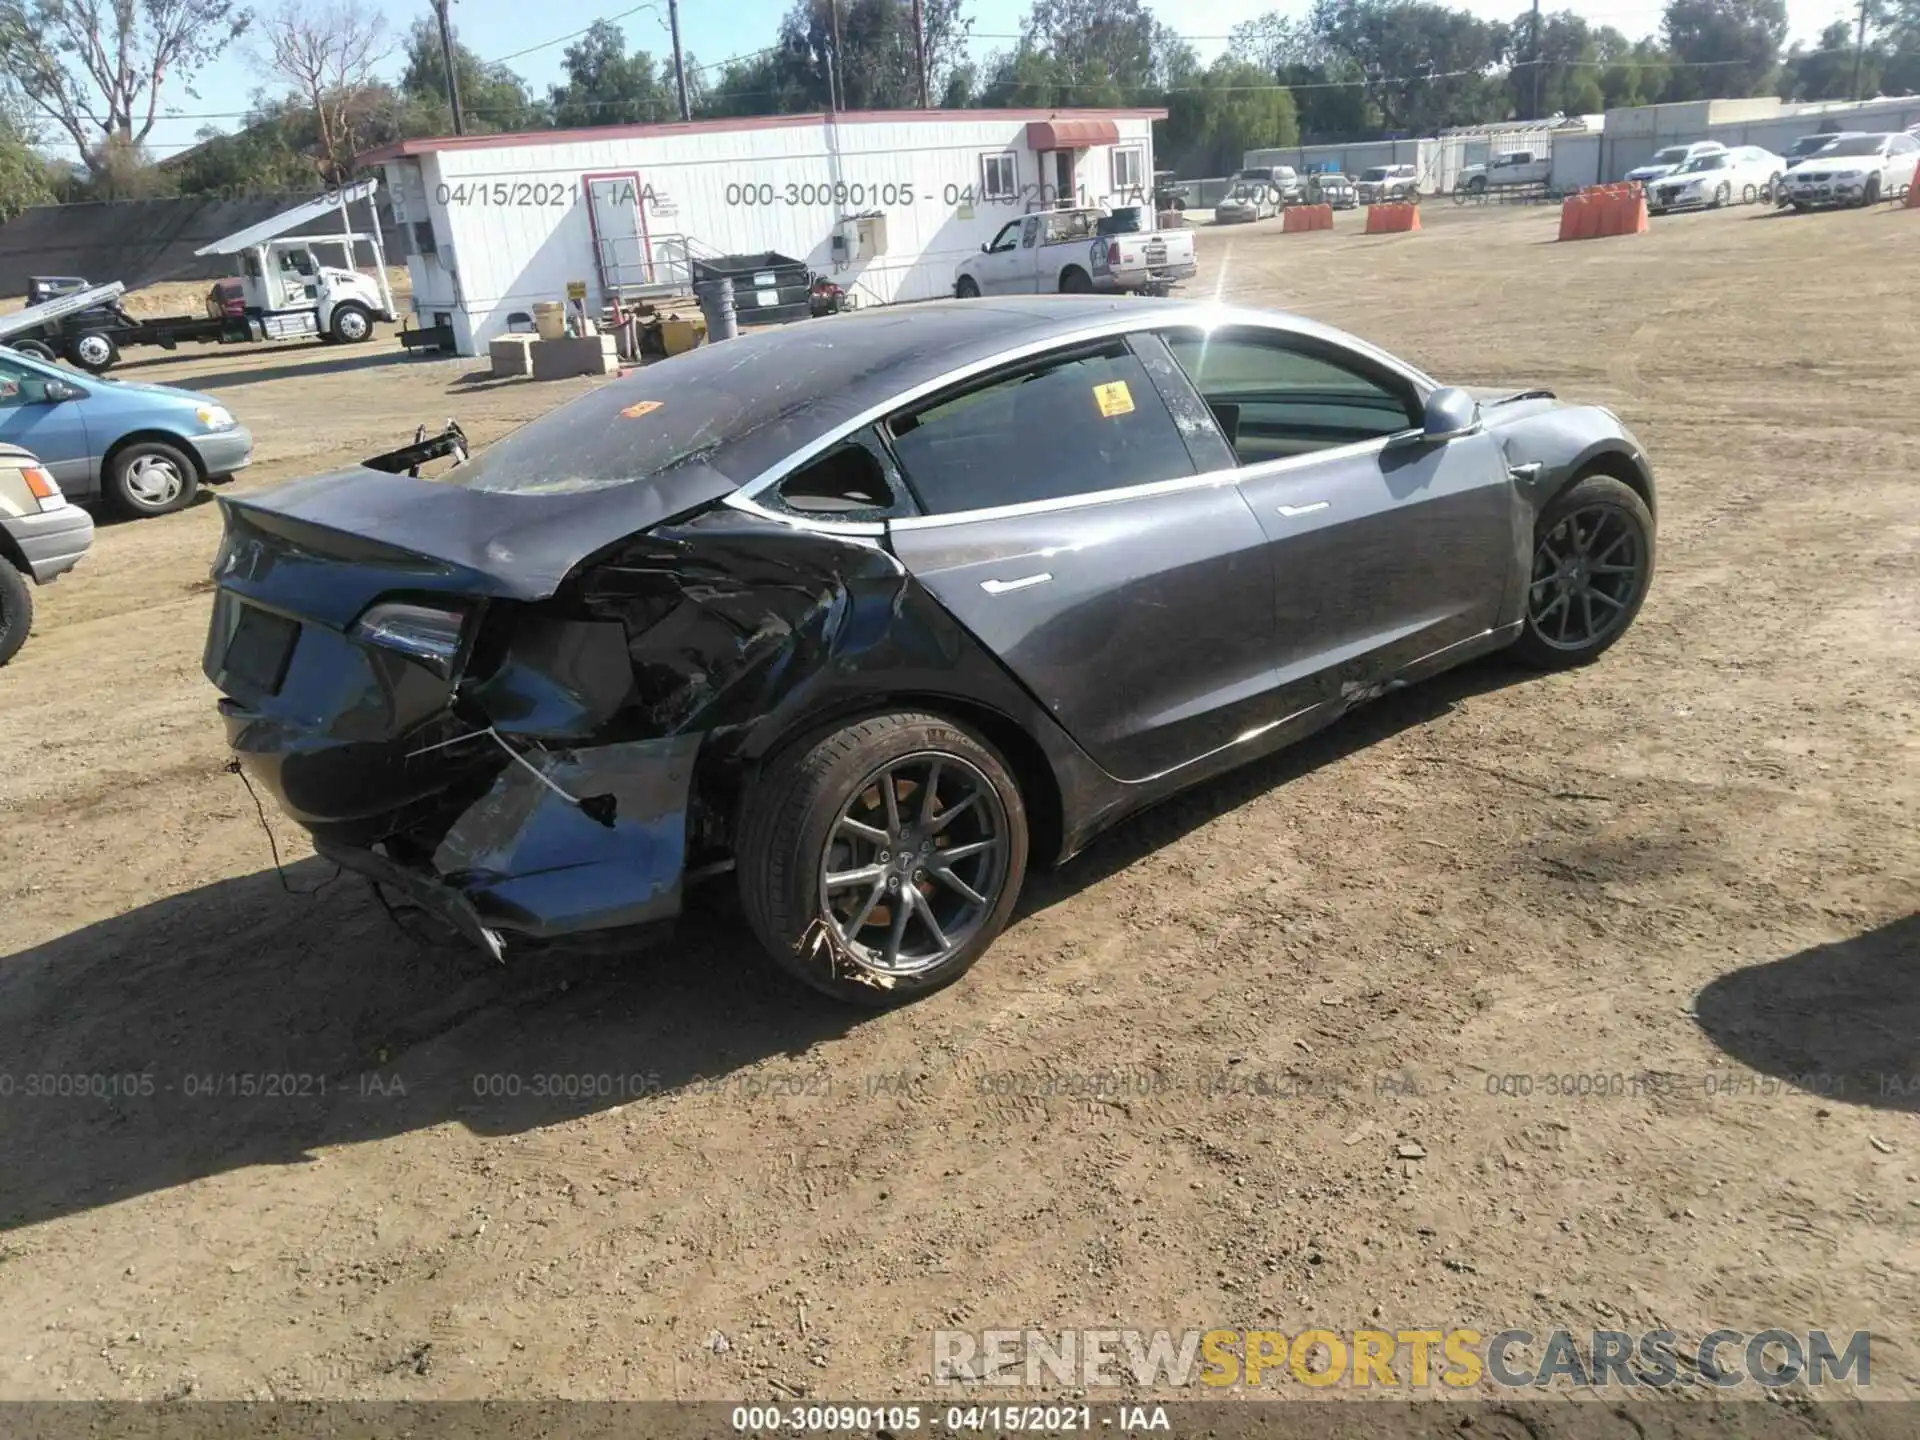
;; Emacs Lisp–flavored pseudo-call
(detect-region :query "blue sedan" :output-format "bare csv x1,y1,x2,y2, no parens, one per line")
0,347,253,516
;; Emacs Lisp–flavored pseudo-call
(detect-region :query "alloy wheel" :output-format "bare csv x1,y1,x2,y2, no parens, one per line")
337,309,370,340
1527,504,1645,651
124,455,185,508
819,751,1010,978
76,334,113,368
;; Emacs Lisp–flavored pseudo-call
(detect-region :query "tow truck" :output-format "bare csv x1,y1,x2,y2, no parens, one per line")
0,179,396,374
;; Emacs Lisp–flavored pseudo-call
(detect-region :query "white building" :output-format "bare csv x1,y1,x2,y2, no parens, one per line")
359,108,1165,355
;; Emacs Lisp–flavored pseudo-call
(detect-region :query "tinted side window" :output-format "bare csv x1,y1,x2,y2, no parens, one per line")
1161,329,1419,464
887,341,1196,515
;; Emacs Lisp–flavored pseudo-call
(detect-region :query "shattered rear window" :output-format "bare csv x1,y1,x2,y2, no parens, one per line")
438,328,855,495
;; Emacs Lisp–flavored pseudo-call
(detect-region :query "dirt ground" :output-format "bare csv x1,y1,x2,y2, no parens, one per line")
0,198,1915,1410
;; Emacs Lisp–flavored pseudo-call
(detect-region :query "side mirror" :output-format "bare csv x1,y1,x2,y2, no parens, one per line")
980,242,989,253
1422,387,1479,441
44,380,86,402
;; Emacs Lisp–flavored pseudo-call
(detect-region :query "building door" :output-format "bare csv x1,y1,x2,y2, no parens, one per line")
583,171,654,293
1051,150,1076,205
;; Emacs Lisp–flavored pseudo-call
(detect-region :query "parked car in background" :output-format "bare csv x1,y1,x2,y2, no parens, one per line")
1647,145,1785,212
0,443,94,664
1234,165,1304,206
203,297,1659,1006
1774,131,1855,204
1626,141,1728,187
1780,131,1920,208
1356,164,1421,204
953,207,1196,296
0,347,253,517
1213,181,1277,224
1308,172,1358,208
1457,150,1551,195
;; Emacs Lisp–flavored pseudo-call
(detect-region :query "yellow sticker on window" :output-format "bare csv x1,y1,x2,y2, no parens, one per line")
620,400,663,418
1093,380,1134,418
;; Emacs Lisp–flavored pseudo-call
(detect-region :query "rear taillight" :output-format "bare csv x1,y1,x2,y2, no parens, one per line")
353,600,469,676
22,465,60,507
1107,241,1122,266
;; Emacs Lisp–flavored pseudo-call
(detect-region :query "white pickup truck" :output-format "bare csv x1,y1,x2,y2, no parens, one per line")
1457,150,1552,196
953,206,1197,298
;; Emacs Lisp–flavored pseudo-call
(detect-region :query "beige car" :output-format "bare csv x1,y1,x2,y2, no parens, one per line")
0,441,94,664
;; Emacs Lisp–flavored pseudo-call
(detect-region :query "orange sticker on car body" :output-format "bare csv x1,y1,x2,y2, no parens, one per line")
620,400,664,418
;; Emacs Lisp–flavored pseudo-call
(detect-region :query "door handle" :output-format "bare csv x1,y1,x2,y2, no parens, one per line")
1276,501,1330,518
1507,462,1543,483
980,572,1052,595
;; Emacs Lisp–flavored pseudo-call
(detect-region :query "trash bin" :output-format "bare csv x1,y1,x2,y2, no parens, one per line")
690,251,813,327
696,278,737,342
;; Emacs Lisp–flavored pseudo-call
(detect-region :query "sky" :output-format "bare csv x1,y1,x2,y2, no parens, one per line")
40,0,1863,164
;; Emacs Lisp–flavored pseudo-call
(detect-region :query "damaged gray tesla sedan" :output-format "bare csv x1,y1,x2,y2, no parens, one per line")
204,297,1657,1006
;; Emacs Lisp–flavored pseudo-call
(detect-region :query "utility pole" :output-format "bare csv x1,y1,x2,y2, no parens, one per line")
1528,0,1542,120
912,0,928,107
828,0,845,112
668,0,691,120
1849,0,1869,101
432,0,465,134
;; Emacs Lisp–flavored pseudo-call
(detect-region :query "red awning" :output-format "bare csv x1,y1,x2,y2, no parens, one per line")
1026,119,1121,150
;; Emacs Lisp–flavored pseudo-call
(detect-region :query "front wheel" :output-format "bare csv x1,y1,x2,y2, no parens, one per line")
11,339,55,362
107,439,199,517
954,276,980,299
0,561,32,666
737,712,1030,1007
1713,182,1731,208
1862,176,1881,207
328,302,372,343
1510,475,1656,670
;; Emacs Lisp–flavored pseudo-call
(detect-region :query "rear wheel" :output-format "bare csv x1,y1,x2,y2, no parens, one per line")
954,276,980,299
107,439,199,518
0,561,32,666
1059,267,1094,294
10,339,55,362
1510,475,1655,670
737,712,1029,1007
67,330,118,373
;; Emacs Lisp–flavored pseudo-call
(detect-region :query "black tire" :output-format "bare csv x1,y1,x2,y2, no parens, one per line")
736,711,1030,1008
328,302,373,343
66,330,118,373
1059,267,1094,294
0,561,32,667
1510,475,1655,671
954,276,980,299
10,339,55,362
1862,176,1880,207
1714,182,1731,208
107,438,200,517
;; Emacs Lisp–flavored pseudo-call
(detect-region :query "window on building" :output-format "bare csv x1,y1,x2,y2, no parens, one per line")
980,152,1018,199
886,341,1195,516
1111,147,1145,192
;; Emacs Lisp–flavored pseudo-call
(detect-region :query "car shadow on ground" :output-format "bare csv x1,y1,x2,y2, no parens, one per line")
115,346,438,393
1693,913,1919,1113
0,656,1540,1230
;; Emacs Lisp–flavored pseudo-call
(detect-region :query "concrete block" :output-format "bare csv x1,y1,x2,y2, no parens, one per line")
489,334,536,378
530,334,620,381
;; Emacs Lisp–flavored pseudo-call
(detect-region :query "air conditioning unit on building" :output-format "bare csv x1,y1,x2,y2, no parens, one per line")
830,212,888,263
